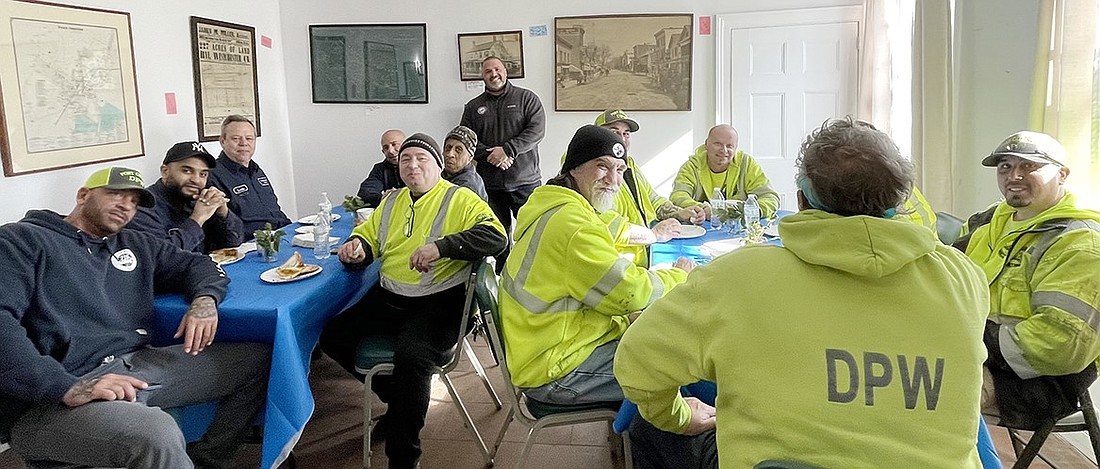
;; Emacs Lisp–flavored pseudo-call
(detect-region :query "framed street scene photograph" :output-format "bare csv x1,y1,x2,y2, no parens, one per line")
0,0,144,176
309,23,428,103
190,16,261,142
457,30,524,81
554,13,694,111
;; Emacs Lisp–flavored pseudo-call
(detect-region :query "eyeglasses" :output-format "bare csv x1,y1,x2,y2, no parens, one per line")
404,204,415,237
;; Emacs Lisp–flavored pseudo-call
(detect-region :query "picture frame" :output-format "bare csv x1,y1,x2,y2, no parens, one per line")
309,23,428,104
457,30,524,81
0,0,144,176
190,16,261,142
554,14,694,111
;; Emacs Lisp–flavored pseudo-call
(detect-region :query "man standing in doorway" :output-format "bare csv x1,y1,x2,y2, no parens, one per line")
461,56,545,269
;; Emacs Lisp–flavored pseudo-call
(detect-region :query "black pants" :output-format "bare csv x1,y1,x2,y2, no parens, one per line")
486,182,539,272
628,416,718,469
319,284,465,468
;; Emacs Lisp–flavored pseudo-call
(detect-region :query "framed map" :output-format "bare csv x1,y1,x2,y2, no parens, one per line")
0,0,144,176
190,16,260,142
309,23,428,103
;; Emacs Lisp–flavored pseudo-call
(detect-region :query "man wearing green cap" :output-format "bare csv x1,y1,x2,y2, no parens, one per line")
955,130,1100,429
594,109,705,266
0,167,270,468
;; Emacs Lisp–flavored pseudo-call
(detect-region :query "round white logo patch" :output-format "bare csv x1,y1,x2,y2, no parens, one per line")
111,249,137,272
612,142,626,158
476,106,487,115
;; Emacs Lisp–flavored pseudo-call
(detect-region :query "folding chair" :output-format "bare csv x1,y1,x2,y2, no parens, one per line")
355,258,502,468
473,258,631,469
1001,387,1100,468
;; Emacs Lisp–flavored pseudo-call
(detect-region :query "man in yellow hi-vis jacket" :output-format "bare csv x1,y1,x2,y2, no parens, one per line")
955,130,1100,430
500,125,694,406
669,124,780,219
616,118,989,468
320,133,506,469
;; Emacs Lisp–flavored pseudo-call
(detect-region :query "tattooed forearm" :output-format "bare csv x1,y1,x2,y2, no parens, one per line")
655,202,681,220
186,295,218,318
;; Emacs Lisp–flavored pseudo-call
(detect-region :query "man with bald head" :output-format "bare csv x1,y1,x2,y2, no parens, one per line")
461,56,545,270
670,124,780,220
357,129,408,208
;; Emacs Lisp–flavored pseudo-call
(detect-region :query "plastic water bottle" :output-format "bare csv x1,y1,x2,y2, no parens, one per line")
313,207,331,260
710,188,725,231
744,194,761,230
318,192,333,225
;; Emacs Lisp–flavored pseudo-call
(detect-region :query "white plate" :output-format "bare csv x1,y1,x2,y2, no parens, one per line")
673,225,706,239
297,213,341,225
699,238,745,257
764,224,780,238
237,242,257,254
294,226,313,234
260,265,323,283
291,233,341,248
208,248,246,266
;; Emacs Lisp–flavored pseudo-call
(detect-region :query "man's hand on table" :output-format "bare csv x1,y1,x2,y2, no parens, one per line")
409,243,441,272
676,206,707,225
176,295,218,355
673,256,697,273
682,396,717,435
339,238,367,263
651,218,682,243
63,374,150,407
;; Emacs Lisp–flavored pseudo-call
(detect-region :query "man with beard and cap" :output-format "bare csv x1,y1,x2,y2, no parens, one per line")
460,56,546,271
207,115,292,236
616,118,989,468
358,129,408,207
320,133,505,469
129,141,244,253
497,125,694,408
954,130,1100,431
441,125,488,200
0,167,270,469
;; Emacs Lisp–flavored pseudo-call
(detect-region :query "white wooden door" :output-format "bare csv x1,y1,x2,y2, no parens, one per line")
716,7,862,211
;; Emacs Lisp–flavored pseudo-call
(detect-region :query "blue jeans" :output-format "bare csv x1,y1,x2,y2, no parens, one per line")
523,340,624,405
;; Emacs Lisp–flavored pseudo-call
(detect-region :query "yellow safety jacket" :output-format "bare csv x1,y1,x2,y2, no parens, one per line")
959,193,1100,378
670,145,779,218
898,186,937,231
350,180,504,296
499,185,688,388
616,210,988,468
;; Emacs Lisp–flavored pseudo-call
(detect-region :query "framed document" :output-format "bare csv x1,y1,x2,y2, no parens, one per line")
190,16,261,142
0,0,144,176
309,23,428,104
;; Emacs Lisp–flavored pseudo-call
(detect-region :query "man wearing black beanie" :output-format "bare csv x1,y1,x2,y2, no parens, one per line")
320,131,506,469
495,125,695,408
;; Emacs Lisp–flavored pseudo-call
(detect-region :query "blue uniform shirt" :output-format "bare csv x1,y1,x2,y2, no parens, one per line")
208,153,291,237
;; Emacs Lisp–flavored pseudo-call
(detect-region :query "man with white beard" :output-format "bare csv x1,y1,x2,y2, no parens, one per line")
497,125,695,406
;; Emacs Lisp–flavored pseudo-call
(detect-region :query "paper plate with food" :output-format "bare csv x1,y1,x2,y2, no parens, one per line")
261,252,323,283
209,247,246,265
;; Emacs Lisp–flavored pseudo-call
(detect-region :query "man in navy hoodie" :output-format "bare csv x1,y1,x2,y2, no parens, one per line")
0,167,270,468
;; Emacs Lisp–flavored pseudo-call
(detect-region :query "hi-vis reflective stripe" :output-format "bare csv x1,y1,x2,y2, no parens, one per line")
377,192,400,253
904,195,935,229
606,215,625,240
1031,291,1100,330
998,323,1042,379
379,186,469,297
502,206,642,314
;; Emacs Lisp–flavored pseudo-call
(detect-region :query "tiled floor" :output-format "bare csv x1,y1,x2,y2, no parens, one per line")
1,339,1097,468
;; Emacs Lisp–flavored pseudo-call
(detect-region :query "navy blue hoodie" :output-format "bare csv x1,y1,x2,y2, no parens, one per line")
0,210,229,430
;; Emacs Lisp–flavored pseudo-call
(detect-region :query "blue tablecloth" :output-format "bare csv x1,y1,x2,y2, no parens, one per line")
152,207,376,469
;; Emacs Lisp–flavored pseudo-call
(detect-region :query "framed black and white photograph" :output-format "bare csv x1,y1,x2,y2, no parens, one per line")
555,14,693,111
309,23,428,103
457,30,524,81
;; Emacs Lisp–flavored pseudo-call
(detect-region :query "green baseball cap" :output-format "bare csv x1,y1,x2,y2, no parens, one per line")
83,167,156,208
594,109,639,132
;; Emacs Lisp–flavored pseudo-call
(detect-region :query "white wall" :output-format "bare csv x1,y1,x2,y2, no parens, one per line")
0,0,296,223
953,0,1040,216
278,0,860,213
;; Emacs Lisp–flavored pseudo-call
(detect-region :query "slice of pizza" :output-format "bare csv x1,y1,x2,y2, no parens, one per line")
276,252,305,279
209,248,239,264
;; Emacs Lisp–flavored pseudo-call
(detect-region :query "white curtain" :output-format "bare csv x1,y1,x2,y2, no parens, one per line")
859,0,915,157
910,0,957,213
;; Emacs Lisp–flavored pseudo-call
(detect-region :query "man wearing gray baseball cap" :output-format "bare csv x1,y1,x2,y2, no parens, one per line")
955,130,1100,431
